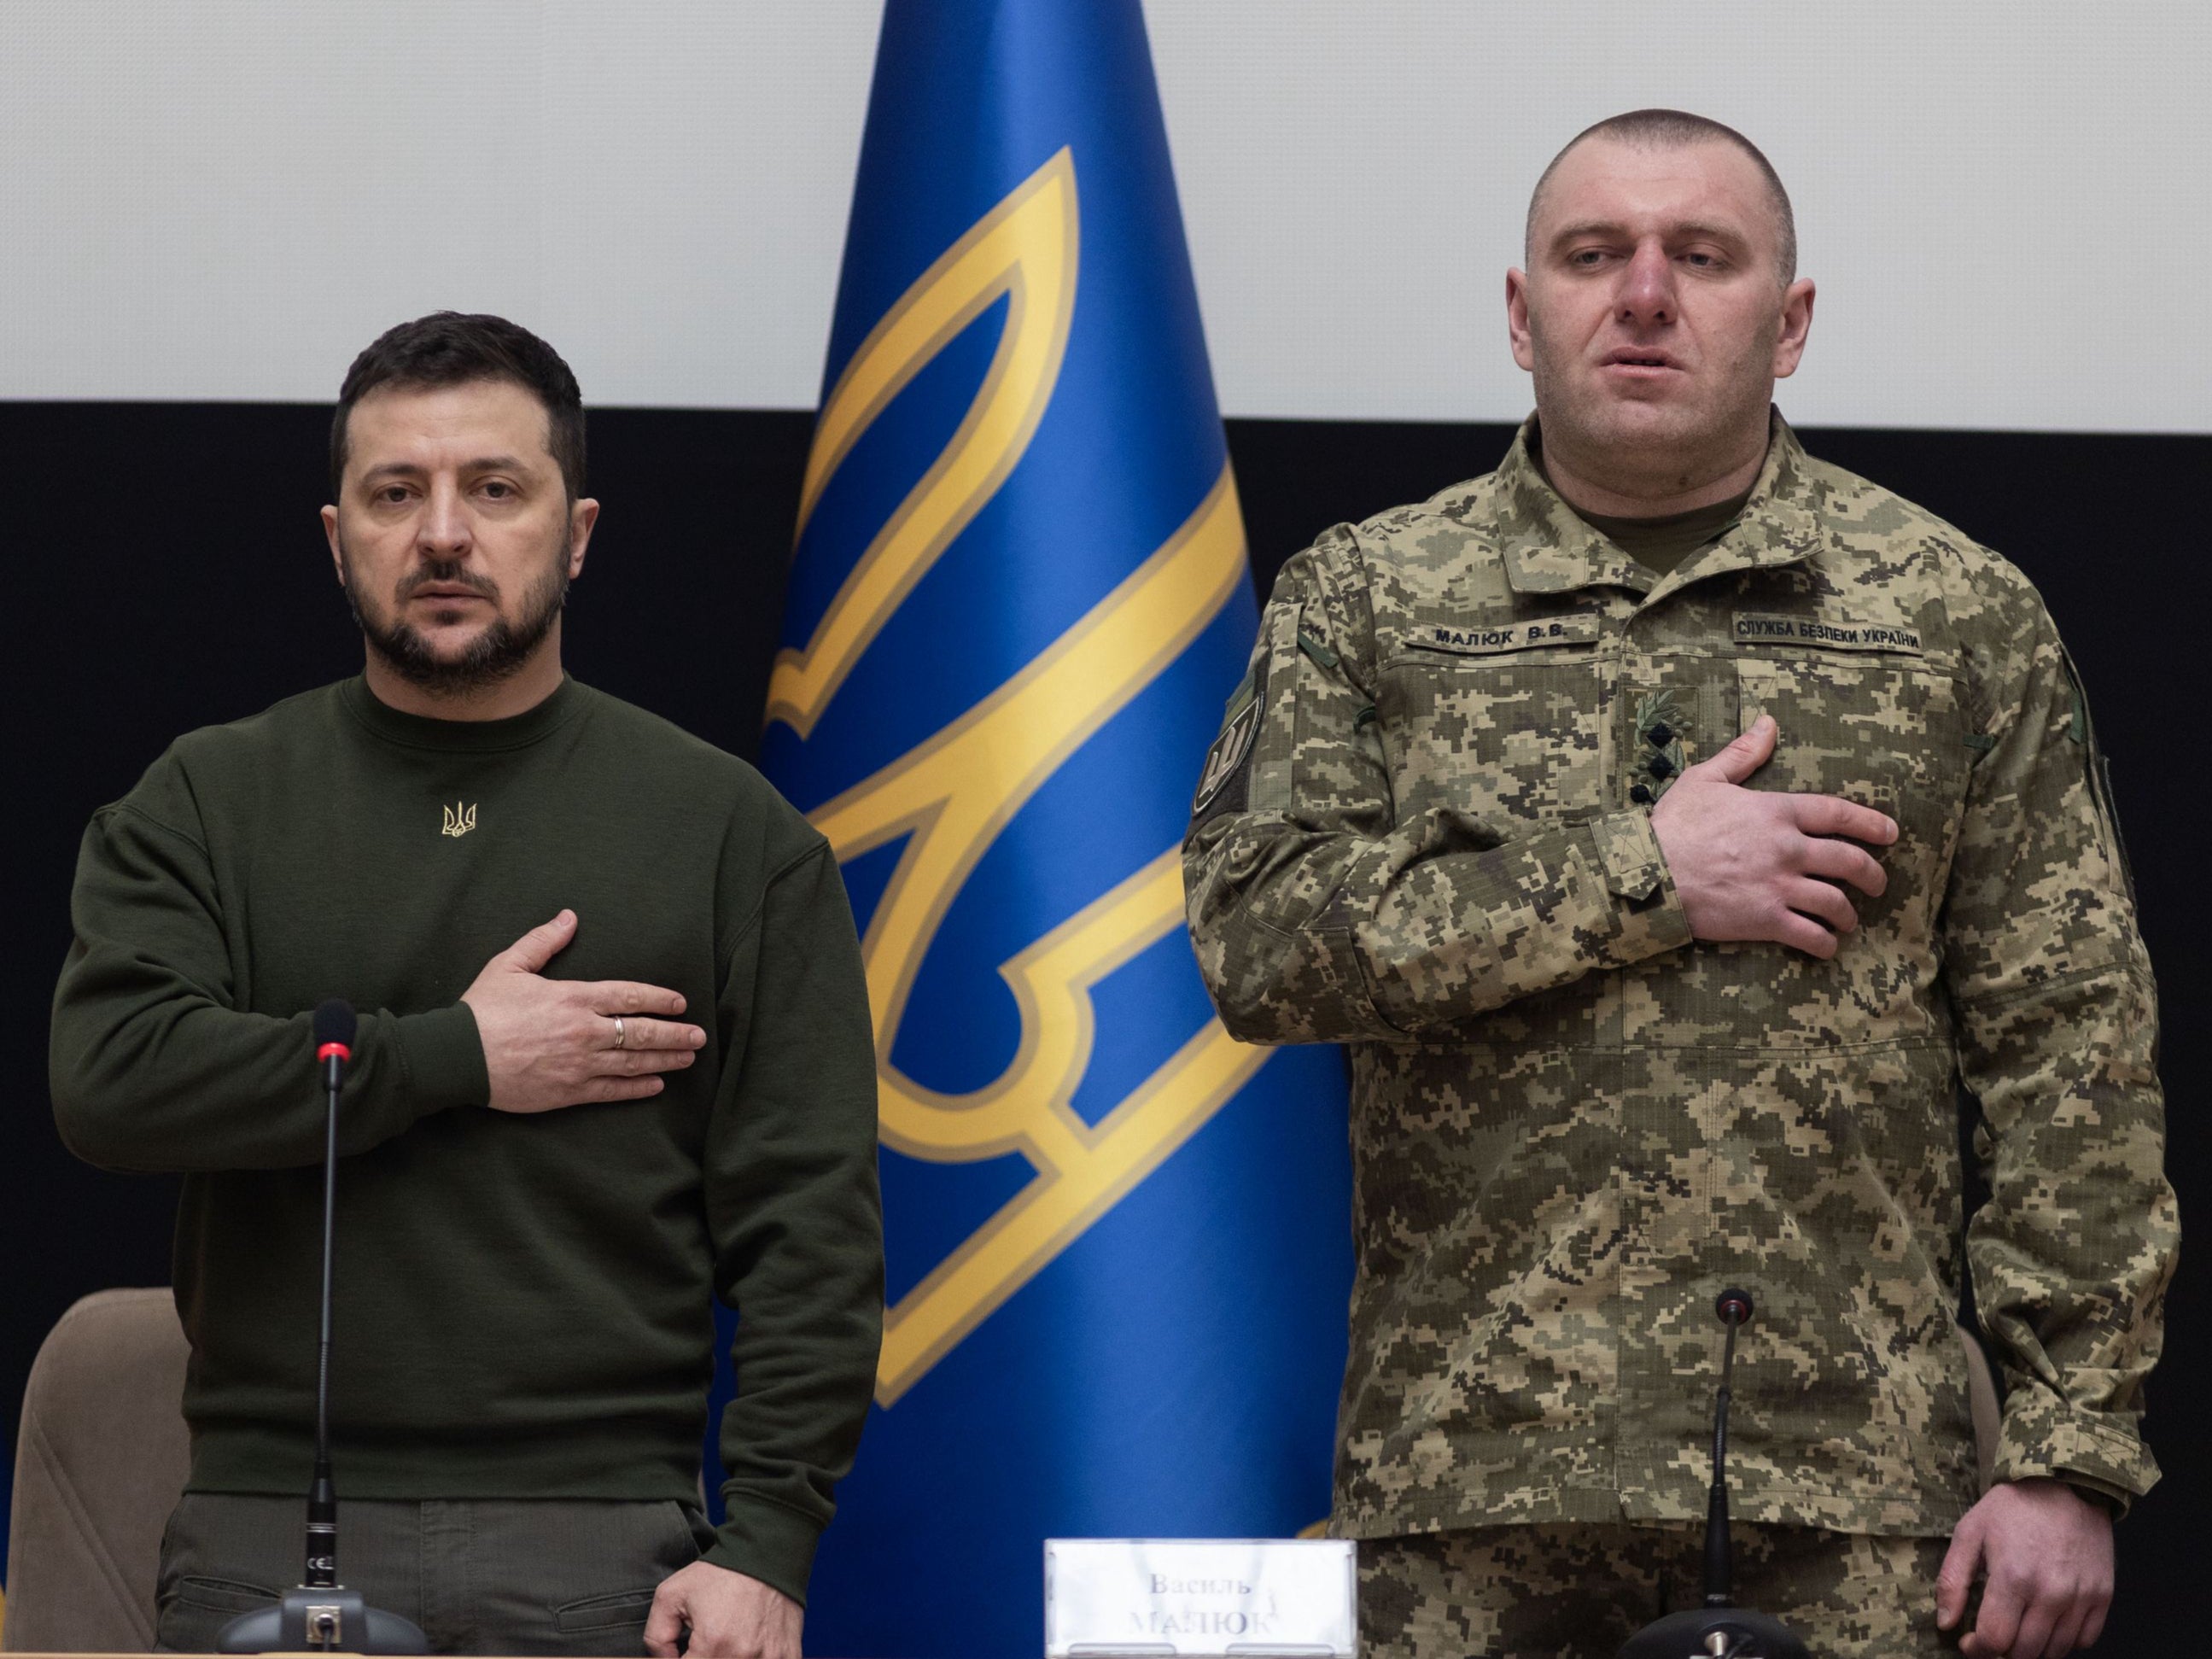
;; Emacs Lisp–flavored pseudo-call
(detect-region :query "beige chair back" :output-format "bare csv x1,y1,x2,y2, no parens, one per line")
3,1289,191,1653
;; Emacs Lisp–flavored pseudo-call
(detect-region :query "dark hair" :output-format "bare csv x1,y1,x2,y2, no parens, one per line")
330,312,585,500
1526,108,1797,283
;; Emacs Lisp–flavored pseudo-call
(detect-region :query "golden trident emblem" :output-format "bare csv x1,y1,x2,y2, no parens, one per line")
441,802,477,838
772,149,1269,1406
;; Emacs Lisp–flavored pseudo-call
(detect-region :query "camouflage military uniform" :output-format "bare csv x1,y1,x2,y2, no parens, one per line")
1183,415,2174,1631
1361,1522,1955,1659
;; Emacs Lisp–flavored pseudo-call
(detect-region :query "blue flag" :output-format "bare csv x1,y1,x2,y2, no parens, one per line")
756,4,1351,1654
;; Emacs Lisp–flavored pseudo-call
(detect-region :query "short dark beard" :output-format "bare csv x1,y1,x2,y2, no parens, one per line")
341,542,569,698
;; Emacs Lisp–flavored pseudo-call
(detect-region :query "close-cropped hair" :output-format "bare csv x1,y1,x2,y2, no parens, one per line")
330,312,587,501
1526,108,1798,283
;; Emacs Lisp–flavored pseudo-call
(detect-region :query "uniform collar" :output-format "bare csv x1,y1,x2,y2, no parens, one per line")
1485,408,1826,601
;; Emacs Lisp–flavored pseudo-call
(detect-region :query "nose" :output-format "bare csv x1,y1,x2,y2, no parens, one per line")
417,478,473,558
1617,237,1678,327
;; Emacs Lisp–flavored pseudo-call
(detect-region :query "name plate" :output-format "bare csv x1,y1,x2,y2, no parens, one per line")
1044,1539,1356,1658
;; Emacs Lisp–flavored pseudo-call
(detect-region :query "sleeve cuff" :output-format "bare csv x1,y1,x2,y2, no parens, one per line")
1990,1387,2161,1511
391,1002,490,1112
699,1498,824,1609
2057,1474,2130,1518
1587,810,1693,955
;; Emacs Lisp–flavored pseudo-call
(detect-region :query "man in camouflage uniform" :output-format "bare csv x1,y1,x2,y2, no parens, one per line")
1183,110,2174,1658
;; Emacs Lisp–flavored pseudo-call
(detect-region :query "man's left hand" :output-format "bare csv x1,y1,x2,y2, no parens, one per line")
645,1561,802,1659
1937,1477,2113,1656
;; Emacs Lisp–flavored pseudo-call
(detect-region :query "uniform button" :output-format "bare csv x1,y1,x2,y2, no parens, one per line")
1647,754,1676,780
1646,722,1674,747
1629,783,1655,805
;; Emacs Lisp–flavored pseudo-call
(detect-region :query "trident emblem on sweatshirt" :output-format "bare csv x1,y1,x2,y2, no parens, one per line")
441,802,477,838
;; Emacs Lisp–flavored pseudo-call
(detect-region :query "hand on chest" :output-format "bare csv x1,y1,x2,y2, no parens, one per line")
1376,580,1970,921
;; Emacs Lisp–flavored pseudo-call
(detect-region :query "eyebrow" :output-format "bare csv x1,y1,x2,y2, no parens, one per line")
357,454,532,483
1550,218,1753,249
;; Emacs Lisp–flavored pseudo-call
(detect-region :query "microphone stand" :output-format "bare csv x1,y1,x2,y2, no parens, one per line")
219,1002,429,1656
1703,1290,1743,1612
1615,1289,1809,1659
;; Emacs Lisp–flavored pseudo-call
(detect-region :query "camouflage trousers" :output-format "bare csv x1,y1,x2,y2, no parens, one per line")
1360,1522,1957,1659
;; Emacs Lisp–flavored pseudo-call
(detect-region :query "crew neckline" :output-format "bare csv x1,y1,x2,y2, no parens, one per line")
1570,486,1756,579
338,674,585,753
1573,490,1754,536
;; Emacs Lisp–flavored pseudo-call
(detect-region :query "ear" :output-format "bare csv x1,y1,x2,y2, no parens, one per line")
321,504,345,587
1772,277,1816,379
1506,267,1536,372
567,497,600,580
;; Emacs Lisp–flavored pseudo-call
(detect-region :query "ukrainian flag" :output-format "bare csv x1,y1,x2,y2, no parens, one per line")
758,4,1351,1654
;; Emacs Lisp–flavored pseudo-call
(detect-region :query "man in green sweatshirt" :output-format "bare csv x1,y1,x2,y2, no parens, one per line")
50,313,884,1658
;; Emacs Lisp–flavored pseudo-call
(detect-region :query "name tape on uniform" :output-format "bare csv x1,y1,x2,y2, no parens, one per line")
1733,612,1923,654
1411,614,1602,658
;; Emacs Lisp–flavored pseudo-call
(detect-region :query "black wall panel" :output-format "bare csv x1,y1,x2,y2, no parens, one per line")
3,403,2200,1645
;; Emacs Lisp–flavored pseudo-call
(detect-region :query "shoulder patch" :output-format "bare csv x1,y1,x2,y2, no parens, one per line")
1192,670,1261,819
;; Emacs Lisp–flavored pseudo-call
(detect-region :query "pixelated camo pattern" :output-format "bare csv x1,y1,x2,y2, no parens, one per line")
1182,413,2174,1539
1359,1522,1957,1659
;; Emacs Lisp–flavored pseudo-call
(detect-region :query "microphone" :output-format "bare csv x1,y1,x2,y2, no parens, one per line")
1703,1287,1751,1610
303,1000,353,1594
315,997,354,1095
1615,1289,1808,1659
218,1002,427,1656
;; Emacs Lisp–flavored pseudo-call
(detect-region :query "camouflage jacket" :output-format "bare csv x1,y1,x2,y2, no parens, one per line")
1183,414,2174,1539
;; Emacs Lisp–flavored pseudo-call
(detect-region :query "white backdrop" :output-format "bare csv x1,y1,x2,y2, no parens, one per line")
3,2,2205,432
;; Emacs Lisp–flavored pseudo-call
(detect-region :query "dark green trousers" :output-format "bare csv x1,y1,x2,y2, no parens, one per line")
155,1493,711,1656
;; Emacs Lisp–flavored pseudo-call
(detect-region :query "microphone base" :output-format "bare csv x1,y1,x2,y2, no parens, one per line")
217,1588,429,1654
1616,1604,1810,1659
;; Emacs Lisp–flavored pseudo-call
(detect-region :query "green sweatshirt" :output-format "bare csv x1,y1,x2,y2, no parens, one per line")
49,675,884,1606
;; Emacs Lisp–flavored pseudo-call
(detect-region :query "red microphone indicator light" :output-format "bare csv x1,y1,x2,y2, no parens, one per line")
312,1001,358,1077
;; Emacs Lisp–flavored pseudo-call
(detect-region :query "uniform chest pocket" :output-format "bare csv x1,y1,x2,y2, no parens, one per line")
1380,647,1605,827
1737,656,1970,927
